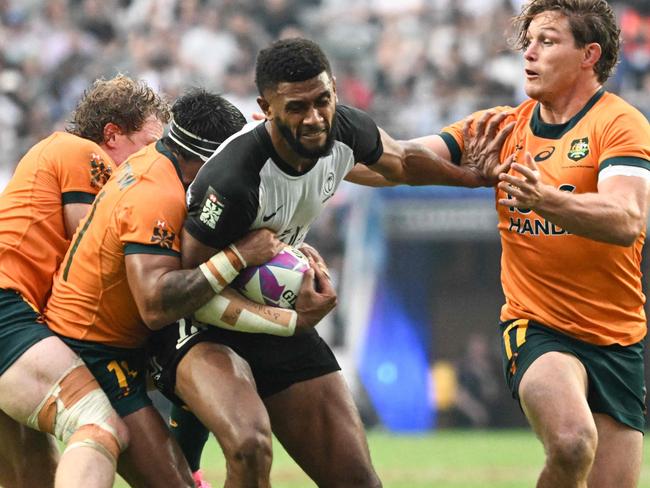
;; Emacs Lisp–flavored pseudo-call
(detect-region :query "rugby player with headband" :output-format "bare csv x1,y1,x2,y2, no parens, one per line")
44,88,335,488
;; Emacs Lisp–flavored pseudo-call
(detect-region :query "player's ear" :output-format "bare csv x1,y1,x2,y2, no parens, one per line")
582,42,602,70
331,76,338,102
102,122,122,146
257,96,272,120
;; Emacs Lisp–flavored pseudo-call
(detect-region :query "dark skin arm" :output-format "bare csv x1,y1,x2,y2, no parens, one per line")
368,128,487,187
125,228,282,330
182,230,337,329
412,111,516,186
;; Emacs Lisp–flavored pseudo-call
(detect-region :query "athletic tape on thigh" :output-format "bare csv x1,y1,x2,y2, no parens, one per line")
26,357,124,461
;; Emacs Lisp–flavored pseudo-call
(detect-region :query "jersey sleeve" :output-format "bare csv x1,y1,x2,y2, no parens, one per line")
597,107,650,176
439,106,513,165
183,157,259,251
334,105,384,165
117,183,184,257
53,136,115,205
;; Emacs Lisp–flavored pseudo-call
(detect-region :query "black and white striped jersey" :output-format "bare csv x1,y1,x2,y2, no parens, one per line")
185,105,384,250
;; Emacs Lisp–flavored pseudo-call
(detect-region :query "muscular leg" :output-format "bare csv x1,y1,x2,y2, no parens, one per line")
117,406,194,488
0,409,58,488
587,413,642,488
175,342,272,488
264,372,381,488
0,337,128,488
519,352,597,488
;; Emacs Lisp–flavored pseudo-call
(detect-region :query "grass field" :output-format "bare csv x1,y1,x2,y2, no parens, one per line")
114,429,650,487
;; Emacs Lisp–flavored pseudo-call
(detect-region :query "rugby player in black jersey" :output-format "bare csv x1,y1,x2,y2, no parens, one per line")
151,37,512,487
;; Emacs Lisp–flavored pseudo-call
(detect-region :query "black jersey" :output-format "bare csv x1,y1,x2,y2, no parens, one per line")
185,105,383,250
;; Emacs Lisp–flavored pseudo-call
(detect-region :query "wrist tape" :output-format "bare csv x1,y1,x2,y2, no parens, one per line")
199,245,246,294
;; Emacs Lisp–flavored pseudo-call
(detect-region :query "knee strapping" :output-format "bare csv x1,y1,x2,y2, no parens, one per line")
63,424,122,467
26,358,125,464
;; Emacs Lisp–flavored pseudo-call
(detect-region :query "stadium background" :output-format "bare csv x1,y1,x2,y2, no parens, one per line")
0,0,648,485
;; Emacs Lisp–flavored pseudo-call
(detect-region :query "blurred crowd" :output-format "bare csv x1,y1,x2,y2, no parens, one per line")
0,0,649,177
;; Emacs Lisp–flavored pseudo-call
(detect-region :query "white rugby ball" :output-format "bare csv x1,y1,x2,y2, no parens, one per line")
231,246,310,309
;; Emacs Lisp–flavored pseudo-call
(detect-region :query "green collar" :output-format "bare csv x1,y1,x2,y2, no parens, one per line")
155,140,184,184
530,88,605,140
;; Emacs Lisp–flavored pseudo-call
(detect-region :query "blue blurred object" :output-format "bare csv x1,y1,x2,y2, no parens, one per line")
358,281,435,432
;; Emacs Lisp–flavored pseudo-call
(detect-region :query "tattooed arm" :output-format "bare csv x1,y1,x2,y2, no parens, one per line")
125,228,282,330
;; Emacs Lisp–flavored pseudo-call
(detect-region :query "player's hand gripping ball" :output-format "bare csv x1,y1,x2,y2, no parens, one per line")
231,246,309,309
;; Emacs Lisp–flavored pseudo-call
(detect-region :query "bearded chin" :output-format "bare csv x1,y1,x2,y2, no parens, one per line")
277,119,336,159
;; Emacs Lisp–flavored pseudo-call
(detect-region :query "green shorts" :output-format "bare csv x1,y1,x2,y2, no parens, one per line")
500,319,646,432
0,289,54,377
59,336,151,417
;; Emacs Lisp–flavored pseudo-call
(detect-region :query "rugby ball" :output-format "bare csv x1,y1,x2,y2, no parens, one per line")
231,246,310,309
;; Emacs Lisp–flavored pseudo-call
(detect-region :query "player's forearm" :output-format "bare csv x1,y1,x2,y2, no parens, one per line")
154,268,215,330
534,189,645,246
144,268,217,330
145,246,247,329
194,288,298,336
399,141,483,187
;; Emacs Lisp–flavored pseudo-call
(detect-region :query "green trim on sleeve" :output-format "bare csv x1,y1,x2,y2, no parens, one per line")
599,157,650,173
439,132,462,166
123,243,180,257
62,191,95,205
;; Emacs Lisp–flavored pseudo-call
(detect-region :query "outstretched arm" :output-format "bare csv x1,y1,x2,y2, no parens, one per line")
367,128,486,187
361,111,514,188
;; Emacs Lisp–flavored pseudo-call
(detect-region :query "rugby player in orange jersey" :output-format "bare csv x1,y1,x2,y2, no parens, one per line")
44,88,336,488
415,1,650,486
0,75,169,488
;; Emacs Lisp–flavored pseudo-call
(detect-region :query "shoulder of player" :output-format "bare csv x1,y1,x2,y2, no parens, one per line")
195,125,267,193
594,92,649,125
38,131,109,164
333,104,373,132
109,145,184,202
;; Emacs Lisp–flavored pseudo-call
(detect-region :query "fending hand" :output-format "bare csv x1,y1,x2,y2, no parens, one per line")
460,111,515,186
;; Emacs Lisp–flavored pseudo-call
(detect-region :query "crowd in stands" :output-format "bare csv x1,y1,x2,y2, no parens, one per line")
0,0,648,181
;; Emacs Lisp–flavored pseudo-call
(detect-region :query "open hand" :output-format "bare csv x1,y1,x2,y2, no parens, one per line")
497,152,545,209
461,111,515,186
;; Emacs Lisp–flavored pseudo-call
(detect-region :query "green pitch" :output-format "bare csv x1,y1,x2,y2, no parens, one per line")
114,429,650,487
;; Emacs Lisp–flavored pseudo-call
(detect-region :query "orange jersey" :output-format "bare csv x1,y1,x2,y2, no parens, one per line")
441,90,650,346
45,141,186,348
0,132,114,311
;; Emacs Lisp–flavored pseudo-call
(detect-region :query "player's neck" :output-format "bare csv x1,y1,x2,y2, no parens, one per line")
537,81,602,125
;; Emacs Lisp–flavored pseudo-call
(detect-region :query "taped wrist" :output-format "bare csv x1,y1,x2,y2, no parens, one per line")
199,244,246,294
194,293,297,336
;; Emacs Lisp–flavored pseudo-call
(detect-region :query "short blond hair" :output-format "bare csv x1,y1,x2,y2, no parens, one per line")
67,75,170,143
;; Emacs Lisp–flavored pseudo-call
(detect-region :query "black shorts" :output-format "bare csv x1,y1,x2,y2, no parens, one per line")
500,319,646,432
148,317,341,405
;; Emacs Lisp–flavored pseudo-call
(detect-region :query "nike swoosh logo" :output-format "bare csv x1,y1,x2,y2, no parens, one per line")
262,204,284,222
176,332,199,350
